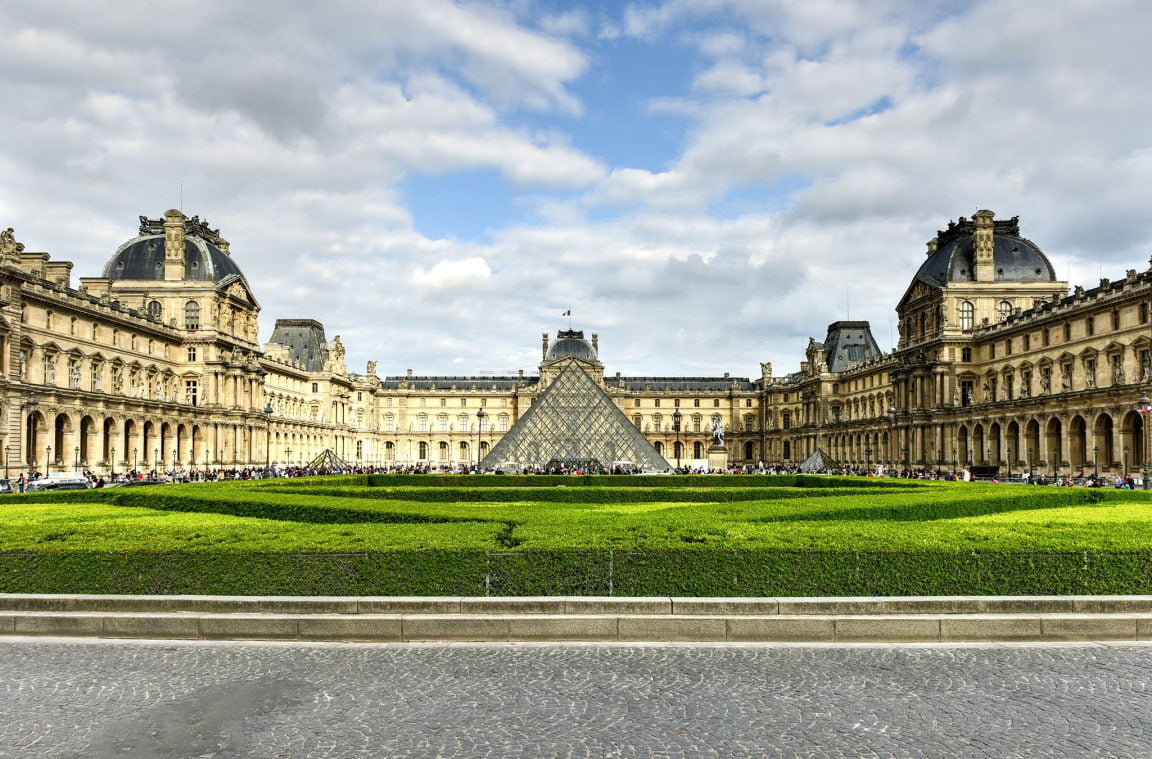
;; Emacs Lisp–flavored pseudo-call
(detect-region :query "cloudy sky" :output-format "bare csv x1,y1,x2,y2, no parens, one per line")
1,0,1150,379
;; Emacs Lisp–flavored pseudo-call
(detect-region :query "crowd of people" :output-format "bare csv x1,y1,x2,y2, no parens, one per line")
5,461,1140,491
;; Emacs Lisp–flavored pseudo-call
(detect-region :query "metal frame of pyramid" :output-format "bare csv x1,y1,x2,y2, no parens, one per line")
480,361,670,472
307,448,351,472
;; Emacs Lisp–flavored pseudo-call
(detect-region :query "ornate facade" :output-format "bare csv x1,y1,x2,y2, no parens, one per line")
2,208,1148,477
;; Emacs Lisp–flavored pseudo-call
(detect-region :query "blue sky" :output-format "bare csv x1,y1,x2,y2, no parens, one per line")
1,0,1150,377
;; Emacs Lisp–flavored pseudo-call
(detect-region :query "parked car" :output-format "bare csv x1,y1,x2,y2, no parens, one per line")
25,478,92,492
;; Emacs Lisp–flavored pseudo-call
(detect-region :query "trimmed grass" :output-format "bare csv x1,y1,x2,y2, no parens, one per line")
3,474,1152,595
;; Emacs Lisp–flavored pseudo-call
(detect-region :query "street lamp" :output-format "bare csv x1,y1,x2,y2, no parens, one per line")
3,445,9,480
1028,446,1033,480
1093,445,1099,478
133,447,138,476
74,445,80,470
154,448,159,476
1138,392,1151,490
476,409,487,471
887,405,897,467
264,403,274,477
902,445,909,473
985,447,990,466
1124,445,1130,479
672,408,683,470
46,446,52,474
865,446,872,472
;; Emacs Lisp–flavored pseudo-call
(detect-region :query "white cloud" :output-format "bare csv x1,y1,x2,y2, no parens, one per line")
411,257,494,289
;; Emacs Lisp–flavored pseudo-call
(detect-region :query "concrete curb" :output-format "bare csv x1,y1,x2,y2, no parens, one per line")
1,595,1152,643
1,611,1151,643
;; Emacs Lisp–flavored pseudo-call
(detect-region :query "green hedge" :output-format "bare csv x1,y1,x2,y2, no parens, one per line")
2,549,1151,596
361,473,926,489
256,484,916,504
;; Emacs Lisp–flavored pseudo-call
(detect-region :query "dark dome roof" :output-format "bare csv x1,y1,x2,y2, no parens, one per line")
546,330,598,362
915,232,1056,286
102,234,244,282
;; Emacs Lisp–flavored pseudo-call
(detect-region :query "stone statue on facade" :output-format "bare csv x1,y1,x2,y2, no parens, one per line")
1086,370,1095,389
367,360,377,376
17,351,26,380
1114,361,1126,385
0,227,24,262
711,415,725,446
70,365,81,389
1061,371,1072,392
44,355,56,385
1040,372,1051,394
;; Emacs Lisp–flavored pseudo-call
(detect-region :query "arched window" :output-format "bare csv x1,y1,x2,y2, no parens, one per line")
693,441,703,458
997,300,1012,322
385,442,395,460
632,414,641,429
783,441,792,460
147,300,162,320
184,301,200,330
418,442,428,460
438,441,449,461
744,441,755,460
958,301,974,330
654,441,664,454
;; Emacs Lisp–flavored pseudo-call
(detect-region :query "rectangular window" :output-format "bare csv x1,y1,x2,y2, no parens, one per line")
782,412,791,429
1142,303,1150,325
654,399,660,407
989,343,996,359
1063,323,1072,341
713,399,720,407
90,364,100,391
440,398,446,407
311,382,318,393
1023,334,1031,351
673,399,680,407
961,347,972,362
1043,328,1050,346
1086,316,1095,336
185,380,198,407
499,416,508,431
187,347,197,362
1113,310,1121,330
745,399,752,407
961,380,974,406
1005,339,1012,356
634,398,641,407
693,399,700,407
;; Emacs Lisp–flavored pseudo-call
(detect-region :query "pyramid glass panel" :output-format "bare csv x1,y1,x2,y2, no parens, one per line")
480,362,670,472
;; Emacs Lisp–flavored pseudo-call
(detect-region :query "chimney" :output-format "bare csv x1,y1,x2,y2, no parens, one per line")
972,209,995,282
542,332,549,360
406,368,413,378
163,209,186,280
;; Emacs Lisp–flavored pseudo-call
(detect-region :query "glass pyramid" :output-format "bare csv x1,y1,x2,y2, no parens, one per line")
480,361,670,472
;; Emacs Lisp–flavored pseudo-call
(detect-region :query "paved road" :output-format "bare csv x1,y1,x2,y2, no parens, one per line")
2,639,1152,758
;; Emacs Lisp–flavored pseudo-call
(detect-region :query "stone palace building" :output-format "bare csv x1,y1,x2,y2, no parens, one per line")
1,208,1149,476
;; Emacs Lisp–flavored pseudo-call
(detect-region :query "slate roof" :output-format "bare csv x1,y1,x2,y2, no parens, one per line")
268,319,329,372
103,235,244,282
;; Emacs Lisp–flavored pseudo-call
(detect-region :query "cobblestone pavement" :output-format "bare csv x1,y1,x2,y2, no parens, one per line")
2,639,1152,758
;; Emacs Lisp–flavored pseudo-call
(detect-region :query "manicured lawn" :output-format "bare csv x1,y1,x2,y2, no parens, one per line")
3,475,1151,595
